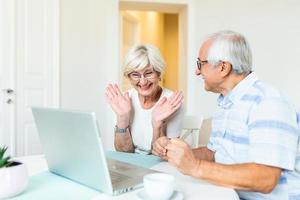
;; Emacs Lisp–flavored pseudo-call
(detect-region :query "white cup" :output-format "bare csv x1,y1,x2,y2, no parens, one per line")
143,173,175,200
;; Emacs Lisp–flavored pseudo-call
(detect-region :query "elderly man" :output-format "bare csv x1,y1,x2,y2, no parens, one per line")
165,30,300,199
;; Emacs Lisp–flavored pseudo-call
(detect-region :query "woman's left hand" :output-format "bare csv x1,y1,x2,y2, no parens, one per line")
152,91,183,128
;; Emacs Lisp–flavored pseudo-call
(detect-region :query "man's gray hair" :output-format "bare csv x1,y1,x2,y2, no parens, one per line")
206,30,252,74
123,44,165,76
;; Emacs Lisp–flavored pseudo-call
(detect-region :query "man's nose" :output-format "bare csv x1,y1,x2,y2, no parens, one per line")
195,68,201,76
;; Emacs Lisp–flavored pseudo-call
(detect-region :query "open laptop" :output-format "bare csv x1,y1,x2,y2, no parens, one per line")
31,107,157,195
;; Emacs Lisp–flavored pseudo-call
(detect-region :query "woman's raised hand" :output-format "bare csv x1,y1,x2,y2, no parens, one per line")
152,91,183,128
105,84,132,125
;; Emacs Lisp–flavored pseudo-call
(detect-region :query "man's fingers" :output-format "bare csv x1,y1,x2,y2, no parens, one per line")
167,157,175,165
167,151,180,165
166,142,181,153
170,138,187,146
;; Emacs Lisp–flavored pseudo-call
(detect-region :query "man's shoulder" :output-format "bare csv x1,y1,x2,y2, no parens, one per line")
247,80,283,102
247,80,298,118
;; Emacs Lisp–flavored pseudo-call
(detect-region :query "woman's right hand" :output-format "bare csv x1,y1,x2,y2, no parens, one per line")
105,84,132,126
152,136,170,160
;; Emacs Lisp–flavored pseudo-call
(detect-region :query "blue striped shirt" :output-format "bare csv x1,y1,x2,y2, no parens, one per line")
207,72,300,200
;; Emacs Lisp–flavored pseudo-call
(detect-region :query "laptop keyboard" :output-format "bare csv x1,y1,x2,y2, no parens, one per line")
109,170,131,183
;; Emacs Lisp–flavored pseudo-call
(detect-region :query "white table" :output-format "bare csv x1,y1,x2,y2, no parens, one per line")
18,155,239,200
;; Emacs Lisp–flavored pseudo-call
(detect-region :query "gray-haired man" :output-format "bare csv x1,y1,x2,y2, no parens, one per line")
164,30,300,200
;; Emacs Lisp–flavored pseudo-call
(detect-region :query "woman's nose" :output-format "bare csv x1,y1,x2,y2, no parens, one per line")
139,76,147,85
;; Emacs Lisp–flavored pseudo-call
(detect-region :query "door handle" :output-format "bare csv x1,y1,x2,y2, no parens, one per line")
6,99,13,104
2,88,14,94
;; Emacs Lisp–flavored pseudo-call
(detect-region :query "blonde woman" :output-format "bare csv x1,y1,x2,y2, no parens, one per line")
106,44,184,155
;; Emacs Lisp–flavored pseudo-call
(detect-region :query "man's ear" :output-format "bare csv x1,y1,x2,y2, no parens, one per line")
220,61,232,76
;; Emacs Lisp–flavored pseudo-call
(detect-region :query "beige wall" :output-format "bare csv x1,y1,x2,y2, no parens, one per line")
140,12,165,54
126,11,165,54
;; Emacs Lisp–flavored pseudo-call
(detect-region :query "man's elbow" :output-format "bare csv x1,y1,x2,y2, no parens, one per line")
250,164,282,194
258,176,279,194
260,183,276,194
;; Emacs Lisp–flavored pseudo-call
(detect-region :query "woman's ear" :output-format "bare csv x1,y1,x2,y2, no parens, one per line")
156,72,162,81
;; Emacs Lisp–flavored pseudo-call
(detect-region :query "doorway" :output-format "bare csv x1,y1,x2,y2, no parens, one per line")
119,2,188,96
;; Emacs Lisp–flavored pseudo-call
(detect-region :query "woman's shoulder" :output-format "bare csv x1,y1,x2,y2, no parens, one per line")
126,88,139,103
126,88,136,96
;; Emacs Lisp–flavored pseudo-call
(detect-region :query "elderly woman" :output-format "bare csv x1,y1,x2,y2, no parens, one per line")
105,44,184,155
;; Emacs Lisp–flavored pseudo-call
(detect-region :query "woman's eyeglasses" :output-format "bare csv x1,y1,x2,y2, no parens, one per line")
128,71,157,81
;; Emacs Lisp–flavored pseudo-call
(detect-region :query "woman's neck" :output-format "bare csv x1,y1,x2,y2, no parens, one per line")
139,87,162,109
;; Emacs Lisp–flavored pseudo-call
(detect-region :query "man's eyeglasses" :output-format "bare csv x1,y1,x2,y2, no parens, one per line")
197,58,208,70
128,71,157,81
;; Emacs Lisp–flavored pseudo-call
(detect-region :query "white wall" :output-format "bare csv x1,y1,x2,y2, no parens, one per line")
60,0,119,149
59,0,300,149
186,0,300,118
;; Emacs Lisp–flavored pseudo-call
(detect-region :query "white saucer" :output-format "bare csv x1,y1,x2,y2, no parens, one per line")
135,189,184,200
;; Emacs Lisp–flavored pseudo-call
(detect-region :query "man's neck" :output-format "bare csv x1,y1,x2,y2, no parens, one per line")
219,73,249,96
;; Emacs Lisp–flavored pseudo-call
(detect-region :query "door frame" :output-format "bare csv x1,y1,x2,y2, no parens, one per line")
119,11,140,90
119,0,188,97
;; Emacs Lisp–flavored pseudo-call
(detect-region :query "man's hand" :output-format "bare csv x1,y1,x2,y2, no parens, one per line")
152,136,170,160
167,139,282,193
166,138,201,176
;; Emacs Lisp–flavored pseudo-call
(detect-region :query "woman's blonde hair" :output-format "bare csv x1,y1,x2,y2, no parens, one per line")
123,44,165,77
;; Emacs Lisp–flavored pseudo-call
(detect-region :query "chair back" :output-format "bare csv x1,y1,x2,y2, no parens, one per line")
180,116,203,148
198,118,212,146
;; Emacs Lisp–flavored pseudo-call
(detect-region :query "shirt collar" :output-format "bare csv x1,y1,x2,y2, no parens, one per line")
217,72,258,109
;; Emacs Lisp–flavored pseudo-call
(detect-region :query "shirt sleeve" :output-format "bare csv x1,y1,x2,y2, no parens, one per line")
207,139,216,152
166,105,185,138
248,98,299,170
